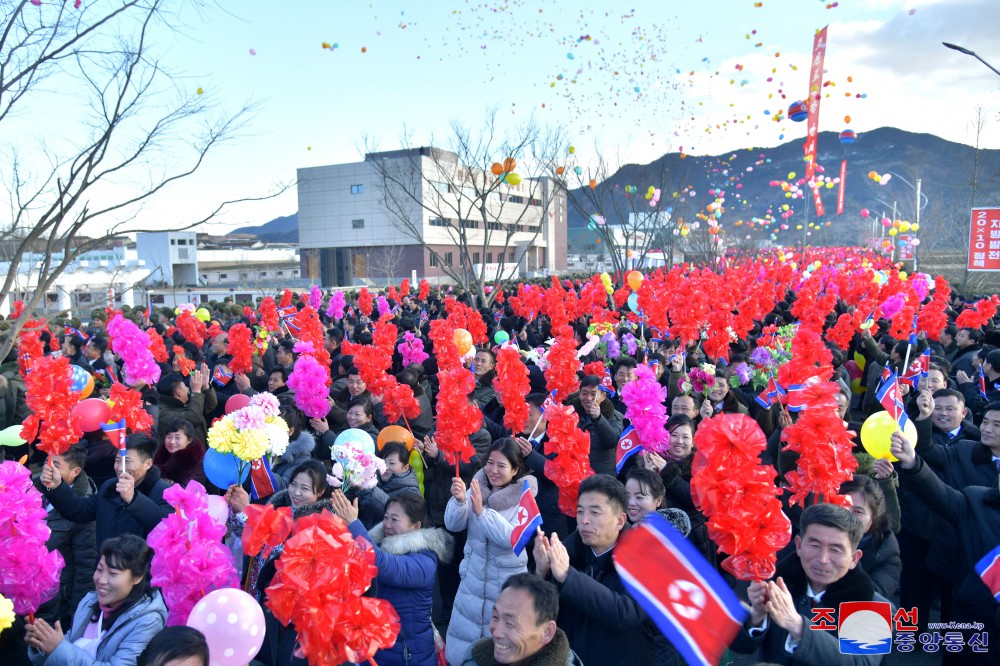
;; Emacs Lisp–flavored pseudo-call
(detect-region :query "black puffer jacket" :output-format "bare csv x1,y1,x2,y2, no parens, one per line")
567,395,623,476
422,427,492,528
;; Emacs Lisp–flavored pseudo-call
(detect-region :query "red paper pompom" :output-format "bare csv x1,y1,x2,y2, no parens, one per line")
108,384,154,435
494,346,530,434
259,296,280,333
434,368,481,468
358,287,373,317
226,323,254,375
543,403,593,516
146,328,169,363
544,325,580,401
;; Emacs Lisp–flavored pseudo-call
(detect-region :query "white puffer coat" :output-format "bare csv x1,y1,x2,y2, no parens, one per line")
443,470,538,665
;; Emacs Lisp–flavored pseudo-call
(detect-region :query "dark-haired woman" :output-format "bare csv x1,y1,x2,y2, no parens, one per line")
26,534,167,666
841,474,902,598
137,626,207,666
152,419,205,488
443,438,538,665
333,491,452,666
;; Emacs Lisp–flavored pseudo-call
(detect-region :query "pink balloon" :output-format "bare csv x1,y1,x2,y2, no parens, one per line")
881,217,892,227
206,495,229,527
225,393,251,414
860,208,869,218
187,589,265,666
72,398,111,432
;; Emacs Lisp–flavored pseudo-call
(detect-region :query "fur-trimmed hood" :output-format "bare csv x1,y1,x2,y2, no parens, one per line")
368,522,454,563
472,469,538,512
467,628,581,666
279,430,315,464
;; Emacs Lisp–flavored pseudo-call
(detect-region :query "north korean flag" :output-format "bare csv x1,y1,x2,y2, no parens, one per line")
614,512,748,666
616,425,644,475
510,479,543,556
540,390,559,414
754,375,785,409
980,365,989,400
100,419,127,450
783,384,809,413
975,544,1000,602
249,456,279,501
279,305,301,334
600,369,616,398
876,368,908,429
900,349,930,390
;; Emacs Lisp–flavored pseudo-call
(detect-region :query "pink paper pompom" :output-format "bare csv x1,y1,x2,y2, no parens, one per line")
287,354,331,418
398,331,428,367
620,364,670,454
880,294,905,320
377,295,391,318
309,285,323,310
0,462,65,615
326,291,346,320
107,314,162,386
148,481,239,625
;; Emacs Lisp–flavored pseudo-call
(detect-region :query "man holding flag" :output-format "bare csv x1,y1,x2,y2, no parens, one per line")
40,433,173,547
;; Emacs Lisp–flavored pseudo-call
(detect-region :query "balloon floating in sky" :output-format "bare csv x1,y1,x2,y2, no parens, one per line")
839,129,856,144
788,100,808,122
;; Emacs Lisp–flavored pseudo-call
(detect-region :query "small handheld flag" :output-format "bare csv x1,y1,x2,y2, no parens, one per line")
101,419,128,466
599,369,616,398
249,456,279,500
510,479,543,556
980,366,989,400
616,425,645,475
614,513,748,666
64,326,89,343
754,375,785,409
900,349,930,391
876,367,908,429
783,384,809,413
540,390,558,414
975,544,1000,602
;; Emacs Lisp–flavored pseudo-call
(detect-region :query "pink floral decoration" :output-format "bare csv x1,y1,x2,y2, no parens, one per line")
326,291,346,320
107,314,162,386
621,364,669,454
287,354,331,418
398,331,428,367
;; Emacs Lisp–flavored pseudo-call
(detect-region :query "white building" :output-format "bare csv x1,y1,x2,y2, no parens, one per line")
296,147,567,287
197,244,301,287
136,231,199,287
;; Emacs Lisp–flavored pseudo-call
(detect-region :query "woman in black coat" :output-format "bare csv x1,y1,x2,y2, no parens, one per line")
840,474,902,598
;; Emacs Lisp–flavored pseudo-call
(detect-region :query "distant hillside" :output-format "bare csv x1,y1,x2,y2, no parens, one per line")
231,212,298,243
231,128,1000,249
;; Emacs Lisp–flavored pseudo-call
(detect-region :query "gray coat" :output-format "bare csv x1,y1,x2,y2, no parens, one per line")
271,430,316,485
29,591,167,666
444,471,538,665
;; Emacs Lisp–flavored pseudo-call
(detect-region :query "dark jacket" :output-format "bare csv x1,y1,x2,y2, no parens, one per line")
550,528,652,665
462,629,583,666
349,521,453,666
858,529,902,599
951,343,982,383
731,553,889,666
379,469,421,498
899,458,1000,665
35,472,98,628
156,388,217,447
568,395,624,476
422,426,492,528
152,437,206,488
43,465,173,547
472,370,497,410
660,453,716,566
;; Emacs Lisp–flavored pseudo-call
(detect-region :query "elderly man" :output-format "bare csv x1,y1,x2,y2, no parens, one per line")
731,503,889,665
462,573,583,666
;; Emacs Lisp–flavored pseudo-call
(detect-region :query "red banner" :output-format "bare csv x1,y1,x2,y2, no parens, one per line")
837,160,847,215
803,26,828,182
812,184,825,218
968,207,1000,271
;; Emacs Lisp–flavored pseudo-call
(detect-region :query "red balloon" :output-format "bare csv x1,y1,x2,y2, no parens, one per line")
72,398,111,432
225,393,251,414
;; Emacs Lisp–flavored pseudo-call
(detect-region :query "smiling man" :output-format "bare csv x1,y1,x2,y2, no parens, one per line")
731,503,888,666
463,573,583,666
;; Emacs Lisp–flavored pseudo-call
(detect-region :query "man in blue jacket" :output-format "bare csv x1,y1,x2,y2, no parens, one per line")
40,433,172,547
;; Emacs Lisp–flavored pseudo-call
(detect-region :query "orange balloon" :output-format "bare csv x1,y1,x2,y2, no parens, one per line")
454,328,473,355
490,162,504,176
556,166,565,175
626,270,643,291
589,179,597,189
502,157,516,172
377,425,415,451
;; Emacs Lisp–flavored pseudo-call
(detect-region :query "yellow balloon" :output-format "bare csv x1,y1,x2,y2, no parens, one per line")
899,221,911,233
888,228,898,237
911,223,920,232
899,271,908,280
568,145,576,154
196,307,211,322
860,411,916,462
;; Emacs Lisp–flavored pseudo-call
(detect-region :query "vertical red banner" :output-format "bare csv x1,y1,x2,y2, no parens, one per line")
968,207,1000,271
813,184,825,218
837,159,847,215
803,26,828,182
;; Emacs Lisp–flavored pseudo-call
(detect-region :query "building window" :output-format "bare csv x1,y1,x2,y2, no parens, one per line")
352,219,365,229
170,239,176,245
429,216,449,227
487,253,493,264
508,195,524,204
77,293,92,304
498,253,505,263
277,271,284,277
445,252,453,267
200,274,208,281
351,184,364,194
430,253,439,267
460,219,478,229
473,252,480,264
259,271,267,277
219,273,228,279
487,221,502,231
529,198,541,206
430,181,450,194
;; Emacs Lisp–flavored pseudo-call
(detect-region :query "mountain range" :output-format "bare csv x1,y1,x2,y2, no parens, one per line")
232,127,1000,248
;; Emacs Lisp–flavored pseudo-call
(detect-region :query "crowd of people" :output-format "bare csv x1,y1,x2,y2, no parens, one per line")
0,256,998,666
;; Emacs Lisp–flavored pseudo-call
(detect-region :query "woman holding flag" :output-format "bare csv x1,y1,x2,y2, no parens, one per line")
443,438,538,665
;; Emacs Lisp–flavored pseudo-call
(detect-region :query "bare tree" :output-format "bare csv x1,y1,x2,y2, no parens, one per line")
366,110,564,306
0,0,288,360
367,242,407,286
554,149,689,284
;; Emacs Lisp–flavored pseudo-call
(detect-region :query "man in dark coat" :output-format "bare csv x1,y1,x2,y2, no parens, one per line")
892,431,999,666
731,503,889,666
534,475,653,665
568,376,623,476
40,433,173,547
950,327,983,383
34,445,97,629
156,368,217,446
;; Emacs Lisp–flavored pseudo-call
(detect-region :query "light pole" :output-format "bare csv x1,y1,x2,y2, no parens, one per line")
885,172,929,270
943,42,1000,77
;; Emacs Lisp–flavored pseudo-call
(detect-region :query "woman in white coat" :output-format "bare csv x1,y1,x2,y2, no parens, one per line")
443,438,538,665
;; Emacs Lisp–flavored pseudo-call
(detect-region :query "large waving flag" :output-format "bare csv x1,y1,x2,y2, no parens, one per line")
510,479,543,556
614,513,748,666
975,544,1000,602
615,425,644,475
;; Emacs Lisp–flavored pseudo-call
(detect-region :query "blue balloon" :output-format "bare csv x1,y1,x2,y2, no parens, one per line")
627,292,640,313
334,428,375,455
202,448,249,489
69,364,90,393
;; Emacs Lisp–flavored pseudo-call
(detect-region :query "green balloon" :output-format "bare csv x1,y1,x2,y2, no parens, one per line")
494,330,510,345
0,424,26,447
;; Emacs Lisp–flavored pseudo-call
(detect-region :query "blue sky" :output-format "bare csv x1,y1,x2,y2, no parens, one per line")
12,0,1000,234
